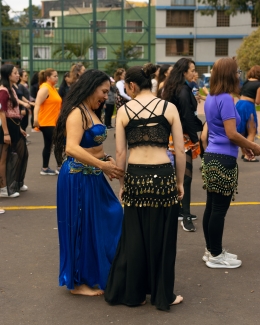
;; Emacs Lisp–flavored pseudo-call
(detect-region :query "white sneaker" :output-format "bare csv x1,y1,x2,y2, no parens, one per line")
0,188,20,198
206,252,242,269
20,185,28,192
202,248,237,262
55,167,61,175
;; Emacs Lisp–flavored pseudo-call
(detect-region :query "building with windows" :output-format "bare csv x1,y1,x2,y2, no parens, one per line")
156,0,258,75
20,5,155,78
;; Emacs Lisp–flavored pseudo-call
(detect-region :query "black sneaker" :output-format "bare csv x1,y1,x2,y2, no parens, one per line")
178,213,197,221
181,217,196,232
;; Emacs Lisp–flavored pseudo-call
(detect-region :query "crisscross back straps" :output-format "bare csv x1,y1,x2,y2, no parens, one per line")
124,98,162,122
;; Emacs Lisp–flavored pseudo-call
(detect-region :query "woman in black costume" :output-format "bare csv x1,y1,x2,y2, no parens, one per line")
105,63,185,311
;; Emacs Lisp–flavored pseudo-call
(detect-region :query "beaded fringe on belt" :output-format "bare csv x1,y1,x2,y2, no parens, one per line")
202,155,238,201
122,163,179,208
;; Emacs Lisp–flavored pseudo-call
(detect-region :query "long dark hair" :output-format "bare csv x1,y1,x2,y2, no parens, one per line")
59,71,70,89
0,64,18,107
157,64,171,87
125,63,156,91
30,71,39,86
162,58,195,101
53,69,110,162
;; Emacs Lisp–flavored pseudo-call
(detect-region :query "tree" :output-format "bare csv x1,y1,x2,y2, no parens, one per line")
0,2,20,62
198,0,260,19
236,27,260,71
104,40,143,76
52,38,92,68
17,5,41,27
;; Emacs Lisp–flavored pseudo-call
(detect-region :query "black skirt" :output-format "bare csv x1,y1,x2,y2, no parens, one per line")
105,163,180,311
0,117,28,194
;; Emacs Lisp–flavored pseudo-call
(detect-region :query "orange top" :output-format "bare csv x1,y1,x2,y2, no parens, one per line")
168,134,201,159
38,82,62,126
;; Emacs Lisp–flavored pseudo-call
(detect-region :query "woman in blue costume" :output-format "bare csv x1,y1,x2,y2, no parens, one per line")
236,65,260,162
53,69,124,296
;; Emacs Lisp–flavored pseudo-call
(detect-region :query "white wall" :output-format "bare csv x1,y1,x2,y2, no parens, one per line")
155,5,258,65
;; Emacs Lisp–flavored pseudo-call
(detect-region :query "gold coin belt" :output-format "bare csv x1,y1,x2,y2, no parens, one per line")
122,172,179,208
201,158,238,201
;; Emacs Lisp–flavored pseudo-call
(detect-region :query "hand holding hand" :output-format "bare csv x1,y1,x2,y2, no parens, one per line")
251,143,260,157
102,161,124,181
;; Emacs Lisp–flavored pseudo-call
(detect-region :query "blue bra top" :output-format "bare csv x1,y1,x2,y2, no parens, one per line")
79,103,107,148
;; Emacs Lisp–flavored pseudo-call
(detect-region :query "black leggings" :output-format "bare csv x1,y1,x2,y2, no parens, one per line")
203,191,232,256
202,153,237,256
40,126,61,168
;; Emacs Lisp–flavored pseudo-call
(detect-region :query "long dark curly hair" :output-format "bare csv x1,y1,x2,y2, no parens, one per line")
162,58,195,101
53,69,110,163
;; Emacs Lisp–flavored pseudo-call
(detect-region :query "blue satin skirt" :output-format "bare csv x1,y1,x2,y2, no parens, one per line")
236,100,258,136
57,157,123,290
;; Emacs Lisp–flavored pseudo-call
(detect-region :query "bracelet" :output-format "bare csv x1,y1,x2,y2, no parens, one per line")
104,154,112,161
4,134,9,136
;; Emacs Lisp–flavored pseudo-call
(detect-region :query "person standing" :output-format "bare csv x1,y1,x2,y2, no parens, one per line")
0,64,28,198
58,71,71,100
53,69,124,295
151,64,160,96
236,65,260,162
201,58,260,268
114,68,131,110
34,68,62,175
30,72,40,131
104,77,116,129
105,63,185,311
163,58,203,232
157,64,173,98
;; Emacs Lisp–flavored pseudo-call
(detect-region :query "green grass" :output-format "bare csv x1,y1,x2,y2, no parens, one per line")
256,105,260,111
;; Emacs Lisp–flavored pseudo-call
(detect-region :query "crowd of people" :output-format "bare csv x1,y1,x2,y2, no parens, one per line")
0,57,260,310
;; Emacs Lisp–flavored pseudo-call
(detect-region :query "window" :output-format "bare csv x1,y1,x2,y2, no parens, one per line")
171,0,195,5
89,47,107,60
166,39,193,56
129,46,143,58
33,46,51,59
89,20,107,33
196,66,209,77
126,20,143,33
217,11,230,27
166,10,194,27
251,13,259,27
215,39,228,56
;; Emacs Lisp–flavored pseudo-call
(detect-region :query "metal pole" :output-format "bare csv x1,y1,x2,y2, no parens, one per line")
92,0,98,69
61,0,64,60
29,0,33,80
148,0,151,62
120,0,124,66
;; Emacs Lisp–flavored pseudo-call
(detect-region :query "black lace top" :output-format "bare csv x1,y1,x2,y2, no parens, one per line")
125,98,171,149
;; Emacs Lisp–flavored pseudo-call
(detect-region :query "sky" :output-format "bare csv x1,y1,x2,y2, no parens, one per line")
4,0,148,15
4,0,42,13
